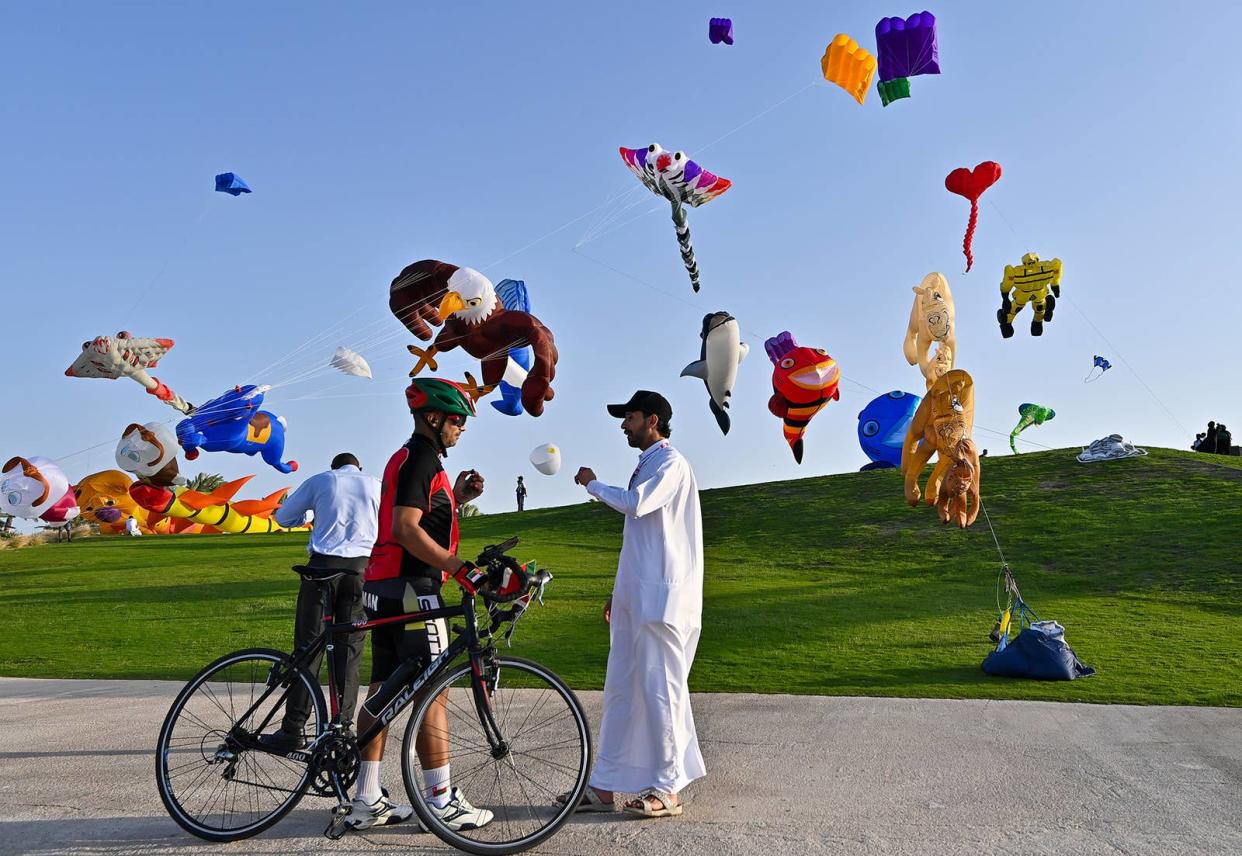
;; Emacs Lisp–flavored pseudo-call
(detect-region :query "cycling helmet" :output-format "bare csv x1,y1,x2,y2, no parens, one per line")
406,377,477,417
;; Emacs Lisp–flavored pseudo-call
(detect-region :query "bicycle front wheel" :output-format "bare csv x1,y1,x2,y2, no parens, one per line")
155,648,325,842
400,655,592,856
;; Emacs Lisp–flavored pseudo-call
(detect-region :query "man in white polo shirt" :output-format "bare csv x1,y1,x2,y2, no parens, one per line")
259,452,380,752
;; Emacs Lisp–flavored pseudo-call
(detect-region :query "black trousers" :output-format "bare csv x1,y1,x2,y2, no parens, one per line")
283,553,368,733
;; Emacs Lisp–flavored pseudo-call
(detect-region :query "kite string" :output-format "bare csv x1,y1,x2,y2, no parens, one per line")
986,199,1190,438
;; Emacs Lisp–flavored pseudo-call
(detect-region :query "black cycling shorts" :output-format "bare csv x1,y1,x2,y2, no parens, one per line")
363,577,447,684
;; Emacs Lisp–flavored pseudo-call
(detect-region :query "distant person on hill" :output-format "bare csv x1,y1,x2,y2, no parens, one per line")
1217,424,1232,455
1193,433,1205,451
124,516,141,537
1204,422,1218,454
259,452,380,755
516,475,527,511
566,390,705,819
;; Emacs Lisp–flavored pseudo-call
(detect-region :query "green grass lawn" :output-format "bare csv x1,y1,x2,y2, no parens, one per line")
2,448,1240,706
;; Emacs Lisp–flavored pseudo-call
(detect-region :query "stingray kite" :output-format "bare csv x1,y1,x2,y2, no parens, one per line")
875,11,940,106
1084,355,1112,383
619,144,732,293
945,161,1002,272
1010,403,1055,453
389,260,559,416
65,331,193,414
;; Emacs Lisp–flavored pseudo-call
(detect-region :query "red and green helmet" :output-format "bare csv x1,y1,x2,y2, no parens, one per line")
405,378,476,418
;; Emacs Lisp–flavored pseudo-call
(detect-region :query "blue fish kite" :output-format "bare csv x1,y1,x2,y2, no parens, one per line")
214,173,251,196
1084,355,1111,383
857,390,921,470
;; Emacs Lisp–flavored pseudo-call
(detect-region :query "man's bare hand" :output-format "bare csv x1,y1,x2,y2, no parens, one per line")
603,596,612,625
454,469,485,502
574,467,597,487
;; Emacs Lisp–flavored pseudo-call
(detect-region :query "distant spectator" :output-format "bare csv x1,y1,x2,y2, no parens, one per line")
516,476,527,512
1205,422,1218,454
1193,432,1205,451
1217,424,1232,455
124,516,141,537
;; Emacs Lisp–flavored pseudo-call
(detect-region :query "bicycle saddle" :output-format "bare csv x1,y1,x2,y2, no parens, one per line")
292,564,354,583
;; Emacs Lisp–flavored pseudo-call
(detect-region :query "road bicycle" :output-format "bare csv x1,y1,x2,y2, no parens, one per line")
155,537,592,855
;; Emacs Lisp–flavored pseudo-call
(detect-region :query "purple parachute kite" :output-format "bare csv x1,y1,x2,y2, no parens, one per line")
709,17,734,45
875,11,940,107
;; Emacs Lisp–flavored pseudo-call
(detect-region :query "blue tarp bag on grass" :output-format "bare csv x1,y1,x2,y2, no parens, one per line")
983,618,1095,681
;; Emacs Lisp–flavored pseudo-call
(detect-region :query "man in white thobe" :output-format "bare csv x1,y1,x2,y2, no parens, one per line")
572,390,705,817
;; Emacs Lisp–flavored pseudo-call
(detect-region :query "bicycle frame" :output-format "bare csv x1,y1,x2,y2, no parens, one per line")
224,585,505,789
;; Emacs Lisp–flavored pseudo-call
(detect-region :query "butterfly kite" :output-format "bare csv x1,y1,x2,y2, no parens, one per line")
619,144,732,292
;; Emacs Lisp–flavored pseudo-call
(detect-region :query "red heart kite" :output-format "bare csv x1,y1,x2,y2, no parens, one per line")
945,161,1002,272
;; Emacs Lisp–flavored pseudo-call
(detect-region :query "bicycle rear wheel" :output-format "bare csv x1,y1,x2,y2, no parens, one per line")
400,655,592,856
155,648,325,842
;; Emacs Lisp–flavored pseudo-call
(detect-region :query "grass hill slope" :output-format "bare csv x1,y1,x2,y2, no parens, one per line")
1,448,1239,705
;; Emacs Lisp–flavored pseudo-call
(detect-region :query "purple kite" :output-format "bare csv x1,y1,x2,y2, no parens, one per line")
709,17,734,45
875,11,940,106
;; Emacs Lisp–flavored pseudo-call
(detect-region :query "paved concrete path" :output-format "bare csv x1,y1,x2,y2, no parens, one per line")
1,678,1239,855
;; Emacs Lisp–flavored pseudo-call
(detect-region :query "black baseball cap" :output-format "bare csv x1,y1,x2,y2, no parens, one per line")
607,390,672,421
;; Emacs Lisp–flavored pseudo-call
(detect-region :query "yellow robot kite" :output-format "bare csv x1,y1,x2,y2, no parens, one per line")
998,253,1062,338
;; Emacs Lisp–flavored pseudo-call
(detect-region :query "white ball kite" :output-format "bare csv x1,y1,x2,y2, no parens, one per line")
529,443,561,476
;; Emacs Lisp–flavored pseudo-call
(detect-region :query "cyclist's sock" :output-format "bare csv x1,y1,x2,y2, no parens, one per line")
355,761,382,805
423,764,451,809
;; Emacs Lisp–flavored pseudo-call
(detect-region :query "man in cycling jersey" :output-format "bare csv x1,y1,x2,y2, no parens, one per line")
344,377,495,833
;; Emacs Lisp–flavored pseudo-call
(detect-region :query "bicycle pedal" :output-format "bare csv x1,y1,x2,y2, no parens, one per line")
324,804,352,840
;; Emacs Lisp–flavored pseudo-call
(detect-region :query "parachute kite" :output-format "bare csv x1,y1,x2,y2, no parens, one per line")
331,346,373,379
901,369,980,528
945,161,1002,273
1010,403,1055,454
765,332,840,464
1,456,79,524
1084,355,1112,383
875,11,940,106
529,443,562,476
65,331,193,414
820,34,876,104
390,260,559,416
858,390,921,470
681,311,748,435
708,17,734,45
619,143,732,293
214,173,251,196
175,384,297,474
999,253,1062,338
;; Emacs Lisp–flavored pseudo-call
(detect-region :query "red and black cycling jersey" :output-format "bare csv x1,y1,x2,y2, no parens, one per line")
366,434,457,584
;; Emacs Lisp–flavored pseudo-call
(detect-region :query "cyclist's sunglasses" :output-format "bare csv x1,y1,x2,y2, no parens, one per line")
445,413,468,426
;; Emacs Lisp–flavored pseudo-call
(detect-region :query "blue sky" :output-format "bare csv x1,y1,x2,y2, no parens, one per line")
3,1,1239,524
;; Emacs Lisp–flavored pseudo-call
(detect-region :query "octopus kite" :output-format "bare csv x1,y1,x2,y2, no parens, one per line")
619,144,732,292
389,260,558,416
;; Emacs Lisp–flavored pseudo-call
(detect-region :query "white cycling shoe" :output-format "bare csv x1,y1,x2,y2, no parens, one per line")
344,787,415,830
425,787,494,831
